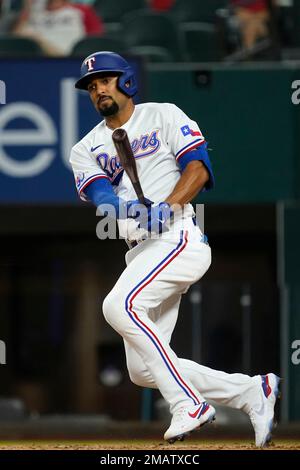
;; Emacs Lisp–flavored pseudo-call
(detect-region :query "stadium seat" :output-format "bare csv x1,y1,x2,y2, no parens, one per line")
71,36,127,57
0,36,43,57
127,46,174,63
181,25,221,62
122,11,182,62
103,22,123,40
7,0,23,12
94,0,146,23
170,0,226,24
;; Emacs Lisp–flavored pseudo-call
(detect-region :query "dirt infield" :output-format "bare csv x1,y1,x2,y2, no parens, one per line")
0,439,299,450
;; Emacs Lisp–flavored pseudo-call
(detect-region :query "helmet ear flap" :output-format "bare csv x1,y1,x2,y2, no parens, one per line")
117,69,137,97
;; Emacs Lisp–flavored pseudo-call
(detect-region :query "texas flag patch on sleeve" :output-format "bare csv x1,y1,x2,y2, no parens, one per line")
181,125,202,137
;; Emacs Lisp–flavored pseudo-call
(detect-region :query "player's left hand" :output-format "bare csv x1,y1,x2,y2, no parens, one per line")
128,200,173,235
126,197,153,215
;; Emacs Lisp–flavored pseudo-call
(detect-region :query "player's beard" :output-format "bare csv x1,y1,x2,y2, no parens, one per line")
98,100,119,117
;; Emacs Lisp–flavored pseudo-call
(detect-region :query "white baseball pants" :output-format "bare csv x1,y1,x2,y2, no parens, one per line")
102,218,260,414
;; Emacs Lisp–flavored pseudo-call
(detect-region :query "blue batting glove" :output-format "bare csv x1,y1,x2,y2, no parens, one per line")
126,198,153,232
127,198,153,218
118,198,152,220
129,201,173,235
148,202,173,234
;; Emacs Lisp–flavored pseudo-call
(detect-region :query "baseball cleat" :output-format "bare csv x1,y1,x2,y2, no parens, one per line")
164,402,216,443
248,373,281,447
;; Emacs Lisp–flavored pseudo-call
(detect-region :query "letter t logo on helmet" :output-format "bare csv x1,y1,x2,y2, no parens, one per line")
85,57,96,72
75,51,138,98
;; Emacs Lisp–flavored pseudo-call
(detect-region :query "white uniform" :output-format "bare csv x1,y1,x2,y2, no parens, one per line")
70,102,261,416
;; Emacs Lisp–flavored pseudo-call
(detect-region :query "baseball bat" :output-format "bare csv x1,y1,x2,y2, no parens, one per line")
112,128,148,206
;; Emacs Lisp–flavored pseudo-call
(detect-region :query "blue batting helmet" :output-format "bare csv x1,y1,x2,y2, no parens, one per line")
75,51,137,97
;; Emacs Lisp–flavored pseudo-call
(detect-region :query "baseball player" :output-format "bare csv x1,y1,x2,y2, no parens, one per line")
70,51,280,445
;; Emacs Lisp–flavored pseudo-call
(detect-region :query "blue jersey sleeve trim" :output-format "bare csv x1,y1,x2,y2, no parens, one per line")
178,143,215,191
85,178,122,218
175,138,204,160
79,174,110,193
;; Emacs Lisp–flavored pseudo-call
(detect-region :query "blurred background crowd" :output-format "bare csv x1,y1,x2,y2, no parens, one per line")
0,0,298,61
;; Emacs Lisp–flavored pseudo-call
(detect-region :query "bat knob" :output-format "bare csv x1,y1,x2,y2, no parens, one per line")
112,128,126,142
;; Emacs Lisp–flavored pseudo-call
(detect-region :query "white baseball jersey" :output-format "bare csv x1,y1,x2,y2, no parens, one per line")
70,102,205,217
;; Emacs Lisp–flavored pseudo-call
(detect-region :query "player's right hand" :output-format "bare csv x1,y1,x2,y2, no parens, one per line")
127,199,173,235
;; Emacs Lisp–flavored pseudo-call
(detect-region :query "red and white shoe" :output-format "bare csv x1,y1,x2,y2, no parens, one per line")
164,402,216,443
248,373,281,447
